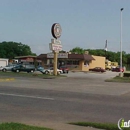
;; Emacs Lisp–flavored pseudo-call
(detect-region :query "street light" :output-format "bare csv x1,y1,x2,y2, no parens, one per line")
120,8,124,77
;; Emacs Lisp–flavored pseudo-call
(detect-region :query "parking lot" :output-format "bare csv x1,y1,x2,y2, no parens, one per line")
63,71,119,79
33,69,119,79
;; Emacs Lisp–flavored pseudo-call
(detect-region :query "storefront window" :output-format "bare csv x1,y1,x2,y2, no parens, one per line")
43,59,47,64
67,60,72,65
84,61,89,66
67,60,79,65
50,59,53,64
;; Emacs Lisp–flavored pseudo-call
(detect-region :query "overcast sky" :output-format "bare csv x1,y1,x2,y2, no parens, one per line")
0,0,130,55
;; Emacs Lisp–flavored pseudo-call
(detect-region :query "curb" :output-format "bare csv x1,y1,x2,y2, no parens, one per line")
0,78,15,82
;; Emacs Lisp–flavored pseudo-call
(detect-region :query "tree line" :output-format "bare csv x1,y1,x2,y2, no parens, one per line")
0,41,36,59
69,47,130,66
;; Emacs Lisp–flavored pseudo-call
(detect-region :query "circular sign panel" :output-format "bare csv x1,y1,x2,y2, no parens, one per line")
51,23,62,39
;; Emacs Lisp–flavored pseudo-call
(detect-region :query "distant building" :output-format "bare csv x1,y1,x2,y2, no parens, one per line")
13,53,106,71
37,52,105,71
14,55,42,66
0,58,8,67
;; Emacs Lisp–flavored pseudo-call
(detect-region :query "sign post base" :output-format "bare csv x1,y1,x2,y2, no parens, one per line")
119,72,123,77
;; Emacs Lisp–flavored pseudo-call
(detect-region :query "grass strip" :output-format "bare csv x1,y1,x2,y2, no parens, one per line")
0,122,52,130
105,76,130,83
0,71,67,79
69,122,130,130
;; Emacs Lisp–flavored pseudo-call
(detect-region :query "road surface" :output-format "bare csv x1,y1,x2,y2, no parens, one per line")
0,71,130,130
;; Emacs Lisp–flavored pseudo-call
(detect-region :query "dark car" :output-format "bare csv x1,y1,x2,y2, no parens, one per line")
59,66,69,73
89,67,106,73
12,64,35,73
112,67,124,72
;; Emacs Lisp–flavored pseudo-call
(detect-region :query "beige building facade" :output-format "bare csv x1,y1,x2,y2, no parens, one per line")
89,55,106,69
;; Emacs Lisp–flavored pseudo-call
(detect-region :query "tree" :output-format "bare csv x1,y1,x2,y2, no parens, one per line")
0,41,36,59
85,49,106,57
69,47,130,67
59,50,66,53
126,54,130,65
70,47,85,54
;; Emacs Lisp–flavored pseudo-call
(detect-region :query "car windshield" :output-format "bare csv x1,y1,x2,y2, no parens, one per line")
16,64,21,67
6,65,13,67
5,65,10,67
37,66,42,68
38,66,44,69
7,64,17,67
60,66,65,68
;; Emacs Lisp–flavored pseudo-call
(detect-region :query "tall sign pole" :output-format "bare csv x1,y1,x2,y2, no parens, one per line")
50,23,62,76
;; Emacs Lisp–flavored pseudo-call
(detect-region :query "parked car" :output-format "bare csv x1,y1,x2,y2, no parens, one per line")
59,66,69,73
36,66,44,71
0,66,3,71
89,67,106,73
45,67,63,74
12,64,35,73
1,64,17,72
36,66,48,74
112,67,124,72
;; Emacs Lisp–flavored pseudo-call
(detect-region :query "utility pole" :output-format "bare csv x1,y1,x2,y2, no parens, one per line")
105,40,107,59
119,8,124,77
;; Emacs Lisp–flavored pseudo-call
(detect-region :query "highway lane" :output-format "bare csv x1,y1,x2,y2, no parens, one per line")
0,83,130,125
0,75,130,96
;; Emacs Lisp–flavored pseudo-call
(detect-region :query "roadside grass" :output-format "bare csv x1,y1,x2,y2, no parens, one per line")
105,76,130,83
0,122,52,130
69,122,130,130
0,71,67,79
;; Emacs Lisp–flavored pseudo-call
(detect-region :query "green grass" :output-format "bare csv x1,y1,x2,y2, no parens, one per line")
69,122,130,130
0,122,52,130
105,76,130,83
0,71,67,79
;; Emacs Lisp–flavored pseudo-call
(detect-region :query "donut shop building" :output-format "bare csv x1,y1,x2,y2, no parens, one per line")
37,52,105,71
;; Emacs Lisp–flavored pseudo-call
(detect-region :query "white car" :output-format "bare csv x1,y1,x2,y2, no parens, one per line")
0,66,3,71
44,67,63,74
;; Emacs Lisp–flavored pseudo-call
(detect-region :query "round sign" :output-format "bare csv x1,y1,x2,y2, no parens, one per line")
51,23,62,39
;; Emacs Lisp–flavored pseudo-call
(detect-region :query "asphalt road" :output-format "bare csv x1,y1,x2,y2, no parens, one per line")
0,71,130,130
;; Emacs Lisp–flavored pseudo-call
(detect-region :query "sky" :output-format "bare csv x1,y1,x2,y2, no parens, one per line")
0,0,130,55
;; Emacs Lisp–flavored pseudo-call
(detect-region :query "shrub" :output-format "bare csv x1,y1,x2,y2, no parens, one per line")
124,72,130,77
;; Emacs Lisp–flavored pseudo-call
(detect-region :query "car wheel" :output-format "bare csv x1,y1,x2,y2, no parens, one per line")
30,70,34,73
16,70,19,73
2,68,6,72
45,71,49,74
67,71,68,73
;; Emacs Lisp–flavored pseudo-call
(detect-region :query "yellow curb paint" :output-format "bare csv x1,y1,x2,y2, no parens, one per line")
0,78,15,82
